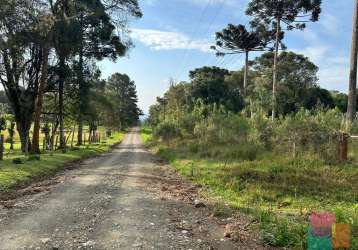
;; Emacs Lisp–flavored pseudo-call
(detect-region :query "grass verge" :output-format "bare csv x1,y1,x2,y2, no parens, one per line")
0,132,124,196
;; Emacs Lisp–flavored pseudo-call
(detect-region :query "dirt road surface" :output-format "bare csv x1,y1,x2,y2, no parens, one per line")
0,129,269,250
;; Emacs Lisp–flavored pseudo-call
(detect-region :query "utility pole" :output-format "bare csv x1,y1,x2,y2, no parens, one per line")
347,0,358,122
272,17,281,120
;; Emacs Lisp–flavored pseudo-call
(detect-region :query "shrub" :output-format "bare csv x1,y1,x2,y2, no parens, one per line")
249,109,275,149
28,155,41,161
178,112,197,137
194,105,250,145
12,158,23,164
275,108,343,161
150,101,347,162
188,143,199,154
154,121,181,143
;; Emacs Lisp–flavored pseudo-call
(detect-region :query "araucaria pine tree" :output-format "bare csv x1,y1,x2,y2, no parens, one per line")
211,24,266,95
246,0,322,119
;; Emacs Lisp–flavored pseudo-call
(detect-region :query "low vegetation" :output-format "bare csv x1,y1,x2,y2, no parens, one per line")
143,123,357,248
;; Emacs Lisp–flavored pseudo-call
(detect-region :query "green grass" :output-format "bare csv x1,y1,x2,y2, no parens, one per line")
0,132,124,195
142,129,358,249
140,127,153,144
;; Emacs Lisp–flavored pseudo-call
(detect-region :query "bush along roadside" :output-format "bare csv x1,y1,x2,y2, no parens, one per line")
141,126,357,249
0,132,124,197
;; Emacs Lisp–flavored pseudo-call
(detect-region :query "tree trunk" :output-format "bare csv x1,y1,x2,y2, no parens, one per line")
77,119,83,145
58,57,66,149
50,120,59,151
9,126,14,150
55,135,59,150
243,50,249,95
272,16,281,120
31,45,50,154
7,89,35,153
347,0,358,122
17,122,30,153
77,26,85,146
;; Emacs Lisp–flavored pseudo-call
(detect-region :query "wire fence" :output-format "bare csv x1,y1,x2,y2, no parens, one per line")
0,126,113,160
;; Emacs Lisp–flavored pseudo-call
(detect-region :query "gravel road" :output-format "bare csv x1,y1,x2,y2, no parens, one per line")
0,129,269,250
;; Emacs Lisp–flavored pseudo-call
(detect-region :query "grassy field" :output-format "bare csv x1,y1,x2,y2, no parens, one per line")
141,127,358,249
0,132,124,195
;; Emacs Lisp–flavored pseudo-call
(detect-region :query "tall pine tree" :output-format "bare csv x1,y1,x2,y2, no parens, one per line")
246,0,322,119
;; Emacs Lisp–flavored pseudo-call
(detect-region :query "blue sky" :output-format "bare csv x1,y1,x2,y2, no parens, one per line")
99,0,354,114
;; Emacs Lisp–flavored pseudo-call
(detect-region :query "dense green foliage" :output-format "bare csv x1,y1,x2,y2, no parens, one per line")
250,51,334,115
149,53,344,125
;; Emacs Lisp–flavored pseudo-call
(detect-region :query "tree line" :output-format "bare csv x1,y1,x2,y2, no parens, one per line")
149,52,348,125
0,0,142,154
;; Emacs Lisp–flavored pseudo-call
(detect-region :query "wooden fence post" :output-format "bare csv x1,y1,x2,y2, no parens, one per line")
339,133,349,162
71,127,75,148
43,138,46,151
0,135,3,161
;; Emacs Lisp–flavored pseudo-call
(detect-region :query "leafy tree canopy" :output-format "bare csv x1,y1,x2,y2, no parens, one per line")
250,51,332,115
189,66,229,82
186,67,244,112
251,51,318,89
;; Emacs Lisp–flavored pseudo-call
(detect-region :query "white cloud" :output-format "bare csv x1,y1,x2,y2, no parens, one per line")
143,0,241,7
130,28,212,52
319,65,348,91
320,54,349,90
293,46,330,63
299,28,321,44
292,44,350,92
320,13,340,35
188,0,237,6
143,0,158,5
